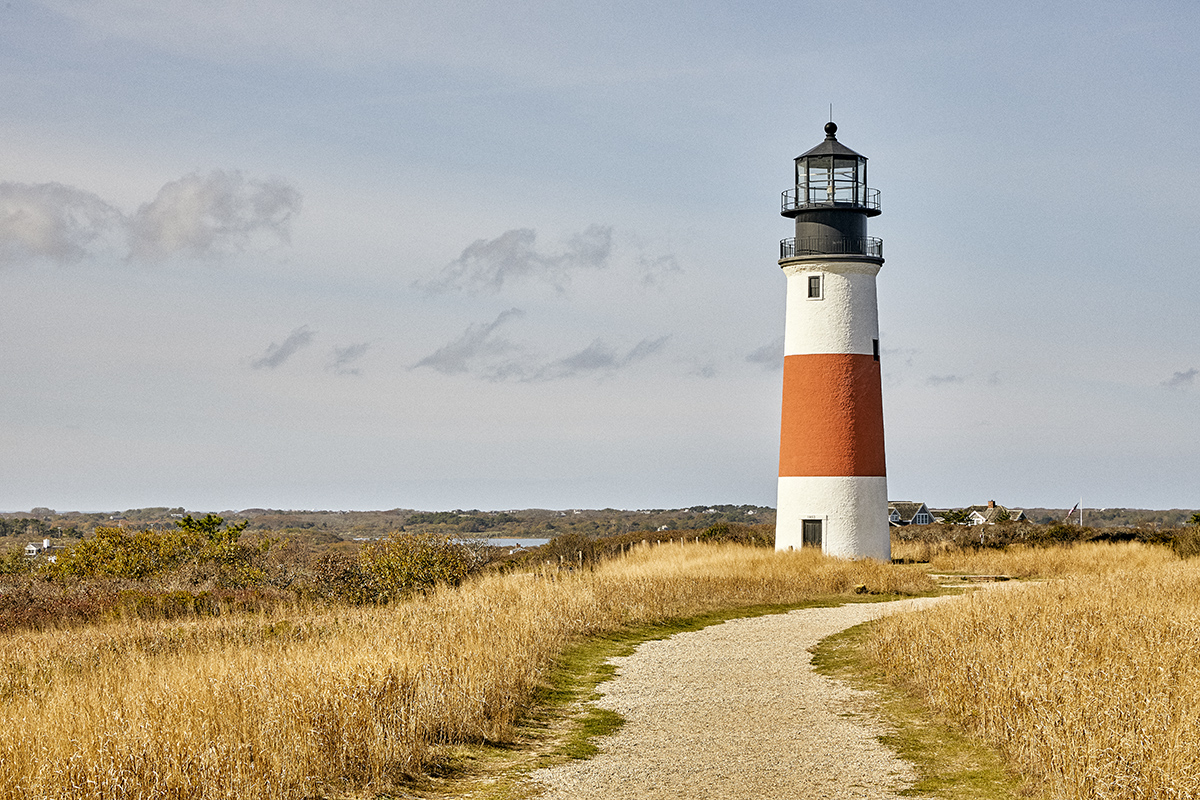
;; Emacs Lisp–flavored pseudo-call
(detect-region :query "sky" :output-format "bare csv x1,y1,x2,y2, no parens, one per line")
2,0,1198,513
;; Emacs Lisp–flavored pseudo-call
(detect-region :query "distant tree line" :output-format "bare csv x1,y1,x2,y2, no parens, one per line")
0,518,81,539
3,505,777,547
403,510,521,532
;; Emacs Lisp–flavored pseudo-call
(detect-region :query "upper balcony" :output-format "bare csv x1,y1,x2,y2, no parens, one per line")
781,185,881,217
780,236,883,260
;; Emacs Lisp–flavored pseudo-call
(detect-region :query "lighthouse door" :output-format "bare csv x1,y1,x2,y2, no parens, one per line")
801,519,823,549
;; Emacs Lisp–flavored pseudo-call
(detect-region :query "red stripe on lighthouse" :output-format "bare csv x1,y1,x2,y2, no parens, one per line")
779,353,886,477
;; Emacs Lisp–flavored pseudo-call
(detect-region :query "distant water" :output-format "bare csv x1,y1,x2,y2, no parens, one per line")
455,537,550,548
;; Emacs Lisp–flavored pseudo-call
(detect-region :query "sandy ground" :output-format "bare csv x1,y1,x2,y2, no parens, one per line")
531,597,948,800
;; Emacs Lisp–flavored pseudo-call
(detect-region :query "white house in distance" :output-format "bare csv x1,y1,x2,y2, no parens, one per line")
966,501,1027,525
24,539,52,558
926,501,1029,525
887,502,933,526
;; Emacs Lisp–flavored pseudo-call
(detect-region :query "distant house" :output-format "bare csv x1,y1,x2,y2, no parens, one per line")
23,538,65,560
24,539,50,558
965,500,1027,526
888,501,934,526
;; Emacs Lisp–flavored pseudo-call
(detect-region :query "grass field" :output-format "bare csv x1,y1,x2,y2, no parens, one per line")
871,542,1200,800
0,541,933,799
11,532,1200,799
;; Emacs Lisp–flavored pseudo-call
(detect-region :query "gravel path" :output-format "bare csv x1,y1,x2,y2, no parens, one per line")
531,597,948,800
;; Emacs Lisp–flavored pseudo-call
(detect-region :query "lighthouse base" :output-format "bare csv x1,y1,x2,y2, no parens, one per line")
775,476,890,561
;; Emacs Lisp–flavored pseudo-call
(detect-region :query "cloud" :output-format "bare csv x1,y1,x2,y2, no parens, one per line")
412,309,525,375
526,335,669,382
746,337,783,369
328,342,371,375
637,252,682,286
413,312,668,382
623,336,670,364
127,170,301,261
554,339,620,371
417,224,613,293
927,374,966,386
1163,368,1198,390
0,173,300,266
0,182,122,265
251,325,316,369
566,225,613,270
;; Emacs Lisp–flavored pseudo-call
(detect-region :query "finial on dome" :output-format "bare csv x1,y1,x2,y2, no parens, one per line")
824,121,838,138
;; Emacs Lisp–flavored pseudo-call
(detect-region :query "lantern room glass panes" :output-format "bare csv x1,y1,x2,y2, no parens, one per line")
832,158,861,204
806,157,825,205
796,155,866,207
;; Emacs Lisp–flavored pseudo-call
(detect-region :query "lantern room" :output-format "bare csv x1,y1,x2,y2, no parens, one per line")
779,122,882,260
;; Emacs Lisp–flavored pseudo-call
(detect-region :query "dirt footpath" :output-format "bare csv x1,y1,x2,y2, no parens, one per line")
531,598,947,800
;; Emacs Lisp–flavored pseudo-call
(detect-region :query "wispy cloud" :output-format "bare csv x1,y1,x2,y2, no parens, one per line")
0,172,300,266
412,309,525,375
746,337,783,370
416,224,613,293
412,311,667,382
127,170,301,261
0,182,122,265
1163,367,1198,390
328,342,372,375
637,252,681,287
251,325,316,369
527,335,669,381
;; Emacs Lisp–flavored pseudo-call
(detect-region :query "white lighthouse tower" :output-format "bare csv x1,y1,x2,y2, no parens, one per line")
774,122,890,560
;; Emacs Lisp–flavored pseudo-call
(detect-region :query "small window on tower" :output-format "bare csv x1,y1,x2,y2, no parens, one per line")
873,339,880,361
807,274,823,300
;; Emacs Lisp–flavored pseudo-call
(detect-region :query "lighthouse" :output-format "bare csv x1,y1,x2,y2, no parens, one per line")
774,122,890,560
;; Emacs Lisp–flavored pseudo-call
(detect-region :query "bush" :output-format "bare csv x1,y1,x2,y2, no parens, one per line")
539,532,596,566
1172,524,1200,559
46,515,272,588
49,527,181,580
0,549,31,576
697,522,774,546
357,533,473,603
302,551,372,603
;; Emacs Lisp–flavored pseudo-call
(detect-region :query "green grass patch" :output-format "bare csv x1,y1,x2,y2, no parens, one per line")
812,621,1039,800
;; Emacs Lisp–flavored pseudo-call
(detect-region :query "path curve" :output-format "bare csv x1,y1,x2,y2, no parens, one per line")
531,597,948,800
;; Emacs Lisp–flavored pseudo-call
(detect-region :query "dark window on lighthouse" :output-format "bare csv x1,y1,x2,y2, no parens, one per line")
807,274,823,299
802,519,823,548
873,339,880,361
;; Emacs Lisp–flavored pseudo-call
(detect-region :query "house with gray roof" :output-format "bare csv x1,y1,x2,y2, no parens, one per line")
965,500,1027,525
888,501,934,526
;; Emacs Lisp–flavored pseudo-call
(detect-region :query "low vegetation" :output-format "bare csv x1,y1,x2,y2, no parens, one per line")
0,518,775,632
0,540,933,799
893,537,1181,578
871,539,1200,799
8,510,1200,799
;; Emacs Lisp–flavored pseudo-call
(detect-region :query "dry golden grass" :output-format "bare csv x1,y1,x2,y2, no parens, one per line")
0,542,931,799
893,539,1178,578
871,546,1200,799
890,537,959,564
